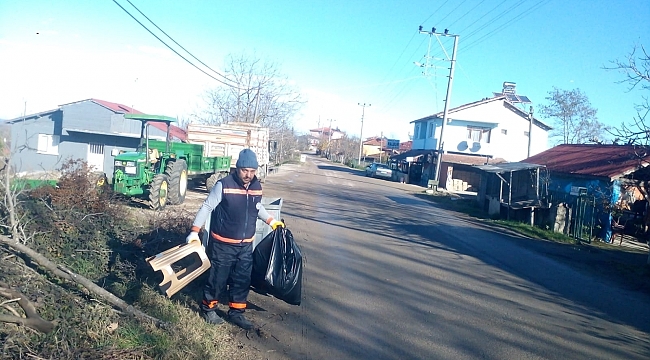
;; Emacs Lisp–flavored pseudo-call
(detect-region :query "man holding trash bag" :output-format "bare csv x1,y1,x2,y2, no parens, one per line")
186,149,284,330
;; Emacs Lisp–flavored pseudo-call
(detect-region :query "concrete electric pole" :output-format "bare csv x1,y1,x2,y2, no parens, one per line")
358,103,371,166
527,106,534,158
418,26,459,185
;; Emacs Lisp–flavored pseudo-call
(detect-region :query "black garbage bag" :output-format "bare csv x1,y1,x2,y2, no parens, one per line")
252,227,302,305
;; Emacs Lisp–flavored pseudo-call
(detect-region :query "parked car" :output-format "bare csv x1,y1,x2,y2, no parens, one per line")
366,163,392,179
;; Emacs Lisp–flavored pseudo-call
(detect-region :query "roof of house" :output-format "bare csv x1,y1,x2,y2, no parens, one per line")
67,99,188,141
443,153,507,166
410,95,552,130
309,127,343,134
524,144,650,180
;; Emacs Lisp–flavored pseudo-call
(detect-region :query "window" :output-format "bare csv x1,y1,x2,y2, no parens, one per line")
427,122,434,138
414,124,421,139
467,127,491,143
37,134,59,155
89,143,104,155
501,129,507,135
419,122,427,139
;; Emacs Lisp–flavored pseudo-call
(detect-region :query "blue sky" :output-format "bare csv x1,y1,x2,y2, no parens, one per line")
1,0,648,143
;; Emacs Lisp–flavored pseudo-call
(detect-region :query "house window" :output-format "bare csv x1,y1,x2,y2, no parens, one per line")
467,127,491,143
37,134,59,155
89,143,104,155
501,129,507,135
419,123,427,139
414,124,421,139
427,122,434,138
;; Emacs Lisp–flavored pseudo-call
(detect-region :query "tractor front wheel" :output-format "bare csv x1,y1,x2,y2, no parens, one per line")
166,159,188,205
206,172,224,192
149,174,170,210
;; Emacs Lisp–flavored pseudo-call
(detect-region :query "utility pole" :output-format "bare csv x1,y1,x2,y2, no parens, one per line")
379,131,383,163
327,119,336,159
358,103,371,166
527,106,534,158
418,26,459,185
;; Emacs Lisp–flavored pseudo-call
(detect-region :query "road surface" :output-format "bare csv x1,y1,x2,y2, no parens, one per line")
230,155,650,360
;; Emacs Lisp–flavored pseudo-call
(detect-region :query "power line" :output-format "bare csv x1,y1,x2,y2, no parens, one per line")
111,0,243,89
124,0,238,86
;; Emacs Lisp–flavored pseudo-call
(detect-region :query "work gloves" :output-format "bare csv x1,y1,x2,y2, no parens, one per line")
270,220,285,230
186,231,200,244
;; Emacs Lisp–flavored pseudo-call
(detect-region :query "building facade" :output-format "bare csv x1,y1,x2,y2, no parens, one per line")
6,99,184,180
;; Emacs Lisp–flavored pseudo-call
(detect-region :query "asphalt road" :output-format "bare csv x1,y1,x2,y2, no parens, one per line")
237,155,650,360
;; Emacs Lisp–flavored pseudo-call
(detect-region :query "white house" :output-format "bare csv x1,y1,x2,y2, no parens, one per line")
411,95,551,162
394,95,551,190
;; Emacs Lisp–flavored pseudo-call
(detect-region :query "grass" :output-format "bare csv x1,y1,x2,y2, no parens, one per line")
417,190,582,245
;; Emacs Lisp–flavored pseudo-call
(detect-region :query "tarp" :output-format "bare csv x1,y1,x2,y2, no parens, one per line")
251,227,303,305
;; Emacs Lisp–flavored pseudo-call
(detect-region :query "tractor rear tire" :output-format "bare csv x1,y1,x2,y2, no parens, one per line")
166,159,188,205
149,174,170,211
206,172,224,192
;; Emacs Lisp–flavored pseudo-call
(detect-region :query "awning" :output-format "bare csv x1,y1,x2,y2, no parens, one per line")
390,149,437,161
476,162,544,173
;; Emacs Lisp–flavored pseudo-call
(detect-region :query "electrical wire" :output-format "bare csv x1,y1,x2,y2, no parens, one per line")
111,0,243,89
124,0,238,86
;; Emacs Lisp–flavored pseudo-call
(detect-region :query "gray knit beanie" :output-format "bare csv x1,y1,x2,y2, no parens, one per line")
236,149,259,169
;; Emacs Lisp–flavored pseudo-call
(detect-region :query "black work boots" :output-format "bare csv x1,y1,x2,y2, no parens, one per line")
202,310,224,325
228,313,253,330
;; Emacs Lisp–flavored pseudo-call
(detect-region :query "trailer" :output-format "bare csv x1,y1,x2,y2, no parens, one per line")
186,122,271,182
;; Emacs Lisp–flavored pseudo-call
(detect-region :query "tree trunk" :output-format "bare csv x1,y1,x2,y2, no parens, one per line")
0,235,167,328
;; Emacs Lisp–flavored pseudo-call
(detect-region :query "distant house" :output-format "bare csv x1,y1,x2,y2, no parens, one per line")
525,144,650,241
394,92,551,188
5,98,186,180
309,127,344,145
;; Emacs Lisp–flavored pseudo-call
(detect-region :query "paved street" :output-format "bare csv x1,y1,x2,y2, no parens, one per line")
237,155,650,360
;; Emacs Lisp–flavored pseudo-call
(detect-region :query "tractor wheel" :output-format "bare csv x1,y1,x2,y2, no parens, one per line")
166,159,188,205
149,174,170,210
206,172,224,192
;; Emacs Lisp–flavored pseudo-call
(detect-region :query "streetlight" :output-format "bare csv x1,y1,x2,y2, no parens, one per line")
358,103,371,166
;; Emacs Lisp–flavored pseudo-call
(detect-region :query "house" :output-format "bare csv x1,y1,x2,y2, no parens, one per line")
525,144,650,242
5,98,186,181
397,89,551,188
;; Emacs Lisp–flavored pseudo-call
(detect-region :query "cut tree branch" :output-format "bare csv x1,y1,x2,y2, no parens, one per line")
0,284,55,333
0,235,168,328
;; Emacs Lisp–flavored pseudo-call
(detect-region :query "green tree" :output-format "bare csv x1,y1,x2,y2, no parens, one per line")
539,87,606,144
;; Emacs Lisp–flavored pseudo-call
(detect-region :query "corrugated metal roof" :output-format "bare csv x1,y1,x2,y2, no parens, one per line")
476,162,544,173
525,144,650,180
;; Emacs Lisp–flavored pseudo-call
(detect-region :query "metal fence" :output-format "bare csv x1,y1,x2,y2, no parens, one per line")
547,190,600,242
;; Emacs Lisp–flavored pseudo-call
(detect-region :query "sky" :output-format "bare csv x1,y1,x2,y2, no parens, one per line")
1,0,648,143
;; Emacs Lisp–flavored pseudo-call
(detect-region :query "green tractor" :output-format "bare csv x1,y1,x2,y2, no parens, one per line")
112,114,231,210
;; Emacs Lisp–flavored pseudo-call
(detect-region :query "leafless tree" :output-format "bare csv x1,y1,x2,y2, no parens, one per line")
539,87,607,145
196,53,304,130
604,44,650,145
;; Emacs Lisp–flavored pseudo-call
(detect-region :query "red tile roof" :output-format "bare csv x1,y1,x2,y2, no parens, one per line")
525,144,650,180
442,153,506,166
90,98,142,114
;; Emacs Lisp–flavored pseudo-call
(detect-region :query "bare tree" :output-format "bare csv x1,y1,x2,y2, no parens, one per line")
196,53,304,130
604,44,650,145
539,87,606,144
